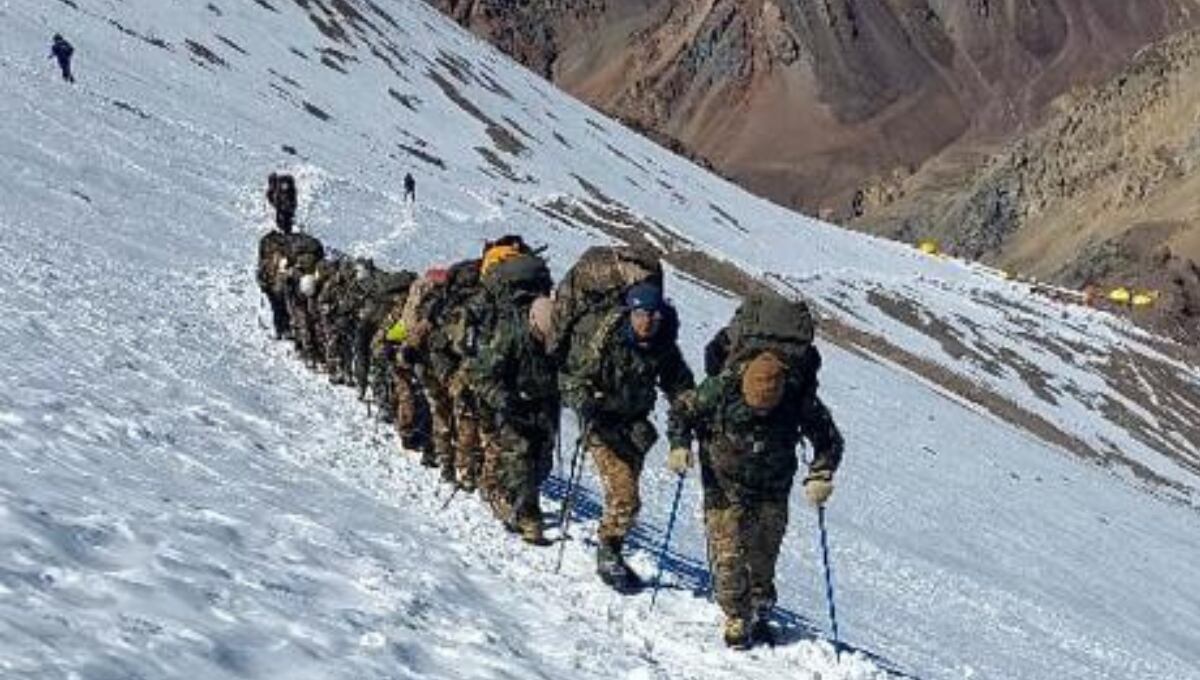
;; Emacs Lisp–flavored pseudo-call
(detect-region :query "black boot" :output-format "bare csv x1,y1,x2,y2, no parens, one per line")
750,616,776,647
596,540,644,594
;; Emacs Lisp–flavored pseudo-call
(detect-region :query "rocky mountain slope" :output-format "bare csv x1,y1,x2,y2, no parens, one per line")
429,0,1199,216
854,27,1200,344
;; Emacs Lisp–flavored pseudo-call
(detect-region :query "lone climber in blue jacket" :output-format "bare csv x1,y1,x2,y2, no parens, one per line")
50,34,75,83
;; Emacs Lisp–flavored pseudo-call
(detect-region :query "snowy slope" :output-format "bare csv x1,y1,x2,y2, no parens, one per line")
1,1,1199,679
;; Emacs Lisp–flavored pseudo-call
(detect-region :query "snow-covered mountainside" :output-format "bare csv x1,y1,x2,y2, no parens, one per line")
1,1,1198,679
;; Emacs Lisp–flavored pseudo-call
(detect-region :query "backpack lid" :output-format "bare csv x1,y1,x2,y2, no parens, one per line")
731,292,814,345
488,254,552,295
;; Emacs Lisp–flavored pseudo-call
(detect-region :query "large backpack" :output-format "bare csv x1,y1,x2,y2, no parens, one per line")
257,231,290,292
426,259,482,365
267,173,297,216
484,252,552,302
715,291,816,377
287,232,324,274
551,245,662,362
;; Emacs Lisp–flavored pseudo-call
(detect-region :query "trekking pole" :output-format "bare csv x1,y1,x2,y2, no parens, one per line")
440,484,461,510
650,473,686,610
553,434,586,573
817,504,840,645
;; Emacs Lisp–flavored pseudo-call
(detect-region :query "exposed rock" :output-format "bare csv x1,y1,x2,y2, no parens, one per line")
859,28,1200,344
428,0,1200,214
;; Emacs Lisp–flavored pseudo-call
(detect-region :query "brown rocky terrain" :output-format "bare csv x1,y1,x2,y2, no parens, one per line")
429,0,1198,212
431,0,1200,343
855,28,1200,344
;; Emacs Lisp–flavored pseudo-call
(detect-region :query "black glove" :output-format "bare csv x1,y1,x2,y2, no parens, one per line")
400,345,420,366
577,400,601,423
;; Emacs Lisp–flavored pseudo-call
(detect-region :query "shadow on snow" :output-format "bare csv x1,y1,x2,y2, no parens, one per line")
539,474,919,679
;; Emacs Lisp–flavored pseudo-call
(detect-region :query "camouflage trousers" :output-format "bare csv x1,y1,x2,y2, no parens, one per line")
321,318,355,382
389,363,418,440
588,432,647,545
481,414,556,527
264,289,290,339
287,293,321,365
422,369,455,468
703,499,789,622
447,373,482,484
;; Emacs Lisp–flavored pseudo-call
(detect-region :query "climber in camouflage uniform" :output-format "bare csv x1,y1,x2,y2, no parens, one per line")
561,281,695,591
317,258,373,384
465,255,556,543
257,173,300,340
372,274,434,456
426,258,485,486
671,292,844,649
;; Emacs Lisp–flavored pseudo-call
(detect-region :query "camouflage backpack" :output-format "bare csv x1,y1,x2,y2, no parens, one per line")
717,291,816,379
267,173,298,216
484,253,553,303
286,232,325,275
551,244,663,362
426,259,483,366
257,231,290,292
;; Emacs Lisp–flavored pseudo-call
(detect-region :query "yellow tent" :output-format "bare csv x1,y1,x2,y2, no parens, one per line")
917,239,940,256
1131,291,1159,308
1108,287,1131,305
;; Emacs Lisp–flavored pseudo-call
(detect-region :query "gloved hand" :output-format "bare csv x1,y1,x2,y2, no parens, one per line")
400,345,420,367
803,470,834,506
577,399,601,423
666,447,694,476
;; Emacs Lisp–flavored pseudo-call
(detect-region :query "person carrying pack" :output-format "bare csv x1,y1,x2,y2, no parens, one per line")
372,268,439,456
266,173,298,233
256,201,295,339
319,258,373,384
282,231,326,364
671,290,843,649
392,267,451,467
425,258,486,485
356,269,418,424
465,253,557,543
560,276,695,593
550,244,662,367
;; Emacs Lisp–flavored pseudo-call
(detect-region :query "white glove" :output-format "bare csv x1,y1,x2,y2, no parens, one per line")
804,470,834,506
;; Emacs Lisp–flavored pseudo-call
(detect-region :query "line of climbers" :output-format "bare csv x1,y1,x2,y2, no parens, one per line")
255,173,845,650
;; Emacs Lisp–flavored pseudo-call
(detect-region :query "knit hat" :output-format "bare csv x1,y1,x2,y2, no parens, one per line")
741,352,786,411
624,282,663,312
528,296,555,347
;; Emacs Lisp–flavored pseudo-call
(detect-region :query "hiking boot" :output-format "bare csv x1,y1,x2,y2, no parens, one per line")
419,448,439,468
723,617,751,650
750,617,776,647
457,471,477,493
518,518,550,546
596,540,643,593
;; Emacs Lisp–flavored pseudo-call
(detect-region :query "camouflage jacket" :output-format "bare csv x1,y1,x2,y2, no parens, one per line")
466,302,560,426
256,231,290,292
560,308,694,446
426,260,482,380
677,345,843,503
370,294,410,361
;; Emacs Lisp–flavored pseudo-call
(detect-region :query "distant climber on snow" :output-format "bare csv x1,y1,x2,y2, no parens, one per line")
403,172,416,203
50,34,75,83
